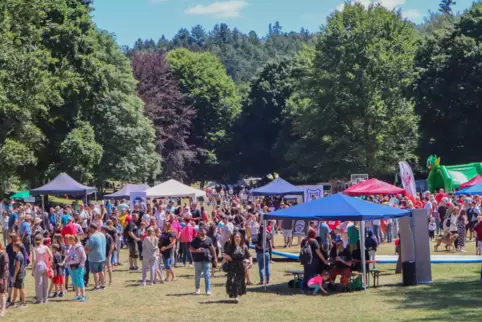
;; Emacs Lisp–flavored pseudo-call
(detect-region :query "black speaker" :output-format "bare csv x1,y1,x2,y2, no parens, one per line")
402,261,417,286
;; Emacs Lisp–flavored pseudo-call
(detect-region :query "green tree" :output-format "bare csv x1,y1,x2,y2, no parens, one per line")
59,122,103,182
439,0,456,15
235,57,295,177
291,3,419,180
413,3,482,165
166,48,241,182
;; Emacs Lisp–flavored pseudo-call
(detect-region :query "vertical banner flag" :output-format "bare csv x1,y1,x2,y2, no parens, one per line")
399,161,417,197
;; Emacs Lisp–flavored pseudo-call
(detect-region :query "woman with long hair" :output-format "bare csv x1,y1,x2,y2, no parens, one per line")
32,235,53,304
159,222,177,281
223,231,252,303
141,227,159,286
457,210,467,252
65,234,87,302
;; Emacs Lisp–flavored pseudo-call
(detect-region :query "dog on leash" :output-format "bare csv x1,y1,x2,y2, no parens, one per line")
434,231,458,252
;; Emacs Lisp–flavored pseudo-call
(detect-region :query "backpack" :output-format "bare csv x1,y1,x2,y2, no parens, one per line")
299,239,313,265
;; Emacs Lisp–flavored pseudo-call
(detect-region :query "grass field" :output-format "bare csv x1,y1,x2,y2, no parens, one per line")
5,234,482,322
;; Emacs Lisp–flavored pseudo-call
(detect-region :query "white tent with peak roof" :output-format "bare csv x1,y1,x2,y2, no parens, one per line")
144,179,205,198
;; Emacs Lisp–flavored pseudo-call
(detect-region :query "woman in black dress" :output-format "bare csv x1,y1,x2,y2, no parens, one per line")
223,231,252,303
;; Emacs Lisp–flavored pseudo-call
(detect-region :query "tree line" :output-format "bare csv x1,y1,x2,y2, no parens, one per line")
0,0,479,192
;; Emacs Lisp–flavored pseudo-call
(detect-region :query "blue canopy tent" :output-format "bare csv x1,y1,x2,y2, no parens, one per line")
250,177,304,196
30,173,96,196
263,193,410,221
104,183,150,199
261,193,411,290
455,184,482,195
30,173,97,212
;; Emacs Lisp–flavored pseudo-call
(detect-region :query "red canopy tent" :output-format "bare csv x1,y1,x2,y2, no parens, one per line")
460,175,482,189
343,178,406,196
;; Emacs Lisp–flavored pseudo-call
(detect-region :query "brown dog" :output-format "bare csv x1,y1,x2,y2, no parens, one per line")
434,231,458,252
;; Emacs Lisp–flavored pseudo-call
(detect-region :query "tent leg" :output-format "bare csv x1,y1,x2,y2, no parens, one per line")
360,220,367,291
262,220,267,291
41,195,44,213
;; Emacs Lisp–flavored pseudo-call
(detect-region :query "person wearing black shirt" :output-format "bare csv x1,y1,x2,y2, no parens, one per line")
300,229,329,292
191,204,201,224
254,226,273,285
190,226,217,295
124,213,140,271
328,239,352,286
158,222,177,282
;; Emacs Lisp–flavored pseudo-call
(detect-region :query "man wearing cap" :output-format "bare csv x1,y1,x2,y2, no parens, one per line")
328,238,352,288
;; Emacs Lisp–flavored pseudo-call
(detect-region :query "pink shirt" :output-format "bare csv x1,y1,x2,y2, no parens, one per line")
308,275,323,286
171,221,181,235
180,225,195,243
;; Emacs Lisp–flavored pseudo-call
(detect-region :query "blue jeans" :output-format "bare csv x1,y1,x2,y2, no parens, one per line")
194,262,211,292
182,242,193,265
386,223,393,242
373,225,381,244
256,252,270,283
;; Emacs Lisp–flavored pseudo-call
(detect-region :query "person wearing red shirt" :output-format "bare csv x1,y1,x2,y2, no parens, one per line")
435,188,447,204
61,216,77,240
327,221,340,231
473,220,482,256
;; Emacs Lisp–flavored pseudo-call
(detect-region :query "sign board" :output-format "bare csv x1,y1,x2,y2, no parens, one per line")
130,191,146,211
302,185,325,202
293,219,310,237
24,197,35,203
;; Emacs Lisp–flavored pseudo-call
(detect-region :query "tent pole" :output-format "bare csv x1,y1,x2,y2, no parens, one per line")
41,195,44,213
263,219,267,291
360,220,367,291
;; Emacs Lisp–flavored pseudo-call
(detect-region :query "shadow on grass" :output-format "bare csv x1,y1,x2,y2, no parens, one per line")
199,299,237,305
166,292,196,297
381,276,482,321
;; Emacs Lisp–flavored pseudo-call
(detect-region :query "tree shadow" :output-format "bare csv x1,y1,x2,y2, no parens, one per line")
381,277,482,321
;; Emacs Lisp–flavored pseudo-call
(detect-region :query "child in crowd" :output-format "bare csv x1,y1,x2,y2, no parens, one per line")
428,217,436,240
307,271,329,295
365,230,378,269
51,244,65,298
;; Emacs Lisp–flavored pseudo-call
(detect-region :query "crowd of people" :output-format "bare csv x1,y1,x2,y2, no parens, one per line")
0,195,288,317
1,185,481,317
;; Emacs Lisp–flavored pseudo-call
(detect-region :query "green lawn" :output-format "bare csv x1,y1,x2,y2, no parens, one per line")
5,234,482,322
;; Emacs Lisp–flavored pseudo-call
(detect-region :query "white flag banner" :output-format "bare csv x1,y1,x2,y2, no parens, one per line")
399,161,416,196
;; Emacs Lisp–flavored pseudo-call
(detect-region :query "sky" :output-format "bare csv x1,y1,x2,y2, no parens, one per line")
92,0,475,47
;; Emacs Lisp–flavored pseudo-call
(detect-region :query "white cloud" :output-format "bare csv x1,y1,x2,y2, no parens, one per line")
150,0,169,4
402,9,422,20
185,1,248,18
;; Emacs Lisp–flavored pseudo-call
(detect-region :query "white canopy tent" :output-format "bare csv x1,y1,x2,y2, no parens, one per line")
144,179,206,199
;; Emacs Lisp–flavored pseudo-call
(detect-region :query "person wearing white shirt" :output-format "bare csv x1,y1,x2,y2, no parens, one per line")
154,205,165,231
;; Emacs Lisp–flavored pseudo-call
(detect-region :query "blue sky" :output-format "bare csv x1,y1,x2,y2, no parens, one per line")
92,0,474,46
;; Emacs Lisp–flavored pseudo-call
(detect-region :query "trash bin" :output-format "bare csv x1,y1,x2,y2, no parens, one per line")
402,261,417,286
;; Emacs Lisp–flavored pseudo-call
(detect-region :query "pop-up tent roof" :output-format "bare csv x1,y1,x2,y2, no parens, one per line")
250,177,304,196
455,184,482,195
10,191,31,200
104,183,150,199
263,193,410,221
30,173,96,196
460,175,482,189
343,178,405,196
145,179,205,198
